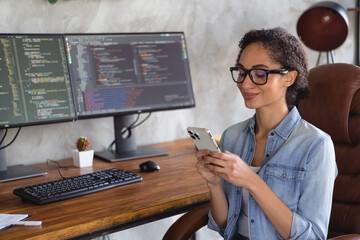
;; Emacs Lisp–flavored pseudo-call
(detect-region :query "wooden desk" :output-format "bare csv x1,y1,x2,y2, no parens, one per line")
0,138,210,240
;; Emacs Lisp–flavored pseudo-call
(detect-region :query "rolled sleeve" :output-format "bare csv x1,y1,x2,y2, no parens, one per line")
207,210,225,237
289,135,337,239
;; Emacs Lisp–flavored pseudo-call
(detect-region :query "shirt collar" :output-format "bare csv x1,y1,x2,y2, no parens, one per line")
247,106,301,140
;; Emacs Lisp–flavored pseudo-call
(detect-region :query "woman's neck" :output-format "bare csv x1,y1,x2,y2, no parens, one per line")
255,103,290,137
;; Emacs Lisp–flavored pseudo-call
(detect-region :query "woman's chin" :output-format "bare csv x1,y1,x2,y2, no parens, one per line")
244,101,257,109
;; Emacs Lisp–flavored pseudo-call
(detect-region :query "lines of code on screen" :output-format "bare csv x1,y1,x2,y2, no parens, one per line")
65,33,194,117
0,35,75,128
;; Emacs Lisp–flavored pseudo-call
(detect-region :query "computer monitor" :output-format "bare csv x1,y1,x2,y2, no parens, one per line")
0,34,76,182
65,32,195,162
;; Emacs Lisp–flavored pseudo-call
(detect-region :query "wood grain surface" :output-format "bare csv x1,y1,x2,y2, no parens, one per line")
0,138,210,240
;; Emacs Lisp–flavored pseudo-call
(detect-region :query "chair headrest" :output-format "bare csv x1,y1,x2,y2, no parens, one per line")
298,63,360,143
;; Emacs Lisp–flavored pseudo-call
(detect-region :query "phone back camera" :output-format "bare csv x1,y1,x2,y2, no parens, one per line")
188,131,195,139
194,133,200,140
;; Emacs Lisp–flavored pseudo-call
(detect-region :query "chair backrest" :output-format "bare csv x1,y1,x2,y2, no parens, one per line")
298,63,360,238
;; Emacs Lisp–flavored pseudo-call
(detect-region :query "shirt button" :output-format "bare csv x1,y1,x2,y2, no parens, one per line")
266,154,270,157
282,174,287,178
250,148,254,152
251,219,255,223
270,132,274,136
234,214,237,218
237,190,241,194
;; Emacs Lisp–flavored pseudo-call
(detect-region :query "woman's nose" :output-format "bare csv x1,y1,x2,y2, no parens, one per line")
240,74,254,89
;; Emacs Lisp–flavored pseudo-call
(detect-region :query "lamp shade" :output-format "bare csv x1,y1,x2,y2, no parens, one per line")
297,1,349,52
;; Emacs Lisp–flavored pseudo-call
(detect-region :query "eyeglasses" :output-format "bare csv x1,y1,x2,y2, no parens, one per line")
230,67,289,85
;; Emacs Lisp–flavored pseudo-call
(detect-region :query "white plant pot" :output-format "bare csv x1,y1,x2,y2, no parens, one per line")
72,149,94,168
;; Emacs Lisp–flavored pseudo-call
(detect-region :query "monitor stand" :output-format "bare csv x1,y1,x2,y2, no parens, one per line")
95,114,169,162
0,165,47,183
0,129,46,183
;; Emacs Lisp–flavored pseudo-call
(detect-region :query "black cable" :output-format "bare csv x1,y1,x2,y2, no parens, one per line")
107,113,142,151
107,113,140,151
107,141,115,152
46,159,67,179
0,128,8,146
107,112,152,151
131,112,151,129
0,127,21,150
126,113,141,130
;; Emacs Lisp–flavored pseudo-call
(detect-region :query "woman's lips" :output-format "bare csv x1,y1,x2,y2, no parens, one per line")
242,92,259,100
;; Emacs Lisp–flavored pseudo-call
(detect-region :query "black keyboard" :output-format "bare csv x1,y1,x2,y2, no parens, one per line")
13,168,142,205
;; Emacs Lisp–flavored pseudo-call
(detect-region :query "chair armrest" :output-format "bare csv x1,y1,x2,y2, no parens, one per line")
329,234,360,240
163,203,210,240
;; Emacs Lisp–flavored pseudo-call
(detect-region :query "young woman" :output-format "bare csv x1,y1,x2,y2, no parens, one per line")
196,27,337,240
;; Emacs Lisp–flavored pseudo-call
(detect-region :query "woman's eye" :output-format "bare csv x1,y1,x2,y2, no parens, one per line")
238,69,246,76
254,70,266,78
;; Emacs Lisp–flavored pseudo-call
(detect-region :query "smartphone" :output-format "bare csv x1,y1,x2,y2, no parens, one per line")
187,127,221,152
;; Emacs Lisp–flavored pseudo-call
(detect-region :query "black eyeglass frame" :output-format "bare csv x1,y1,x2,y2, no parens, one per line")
230,67,289,85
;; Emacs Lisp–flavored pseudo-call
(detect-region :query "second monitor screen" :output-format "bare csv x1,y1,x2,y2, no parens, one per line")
65,32,195,118
0,34,75,128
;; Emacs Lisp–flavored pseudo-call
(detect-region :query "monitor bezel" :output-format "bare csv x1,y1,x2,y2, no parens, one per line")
63,31,195,120
0,33,77,129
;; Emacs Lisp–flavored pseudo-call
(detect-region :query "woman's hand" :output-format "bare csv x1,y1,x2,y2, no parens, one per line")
196,149,230,229
201,150,294,239
195,149,221,186
204,150,255,188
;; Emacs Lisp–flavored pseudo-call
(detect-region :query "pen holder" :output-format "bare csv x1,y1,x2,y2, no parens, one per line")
72,149,94,168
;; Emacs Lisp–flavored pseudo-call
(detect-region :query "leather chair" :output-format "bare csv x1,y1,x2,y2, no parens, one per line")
163,63,360,240
298,63,360,238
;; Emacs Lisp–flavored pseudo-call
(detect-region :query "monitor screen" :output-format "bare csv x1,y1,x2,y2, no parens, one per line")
0,34,75,182
0,34,76,129
64,32,195,118
64,32,195,162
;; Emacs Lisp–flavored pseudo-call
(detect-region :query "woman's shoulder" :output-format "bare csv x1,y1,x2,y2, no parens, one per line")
296,118,331,140
220,118,253,149
223,118,252,136
293,118,334,156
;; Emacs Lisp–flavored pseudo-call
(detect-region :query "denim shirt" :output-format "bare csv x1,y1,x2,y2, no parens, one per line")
207,107,337,240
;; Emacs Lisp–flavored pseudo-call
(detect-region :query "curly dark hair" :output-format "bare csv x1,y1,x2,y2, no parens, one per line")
236,27,309,107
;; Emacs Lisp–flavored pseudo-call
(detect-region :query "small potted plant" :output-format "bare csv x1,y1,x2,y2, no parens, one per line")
72,137,94,168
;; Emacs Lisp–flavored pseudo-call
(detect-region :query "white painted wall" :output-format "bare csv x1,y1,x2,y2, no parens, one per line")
0,0,356,239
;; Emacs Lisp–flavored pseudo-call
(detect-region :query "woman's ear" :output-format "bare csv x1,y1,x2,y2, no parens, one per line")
284,70,297,87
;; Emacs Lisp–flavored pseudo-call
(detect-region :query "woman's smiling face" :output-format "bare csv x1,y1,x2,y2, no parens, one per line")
237,42,290,110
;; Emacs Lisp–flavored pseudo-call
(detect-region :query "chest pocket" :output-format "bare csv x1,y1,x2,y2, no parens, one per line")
264,164,305,211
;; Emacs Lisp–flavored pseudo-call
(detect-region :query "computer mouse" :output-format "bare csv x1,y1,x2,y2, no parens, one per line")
139,160,160,172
